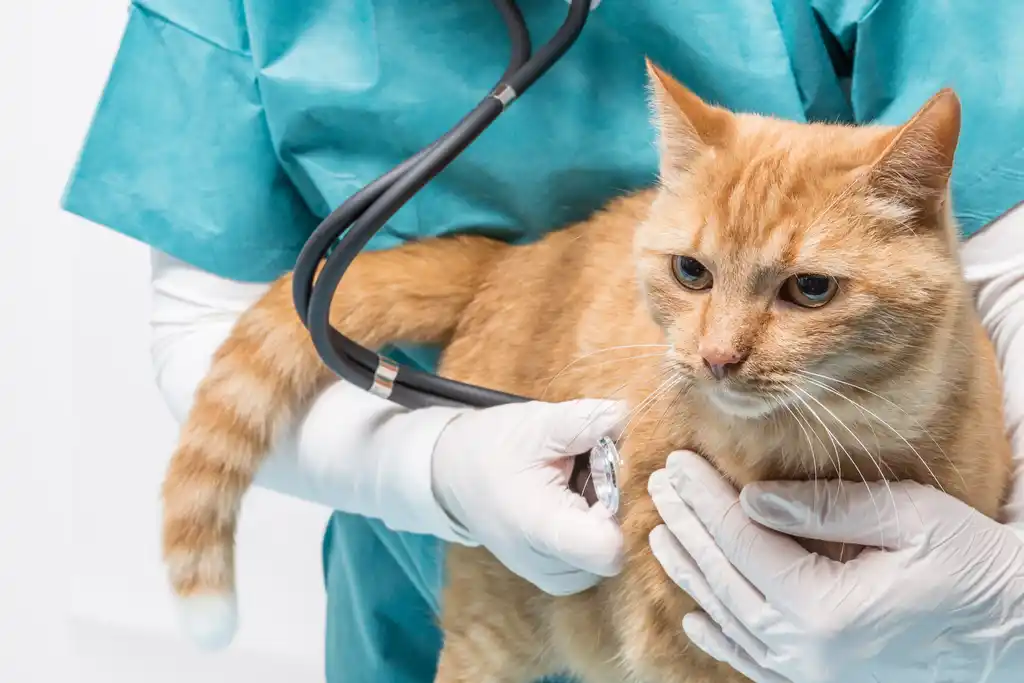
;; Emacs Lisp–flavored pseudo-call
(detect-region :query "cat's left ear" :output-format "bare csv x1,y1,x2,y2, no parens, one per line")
645,58,734,178
868,88,962,218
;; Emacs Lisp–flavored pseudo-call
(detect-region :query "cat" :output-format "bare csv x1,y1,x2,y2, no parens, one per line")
160,61,1012,682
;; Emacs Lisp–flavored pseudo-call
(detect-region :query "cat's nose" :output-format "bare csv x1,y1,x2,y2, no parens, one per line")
700,346,748,380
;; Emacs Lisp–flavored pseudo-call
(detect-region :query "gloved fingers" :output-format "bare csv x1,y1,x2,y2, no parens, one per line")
528,487,625,577
740,479,932,550
492,539,602,596
524,564,602,596
649,469,768,622
658,453,848,612
682,612,790,683
544,399,628,456
650,524,769,662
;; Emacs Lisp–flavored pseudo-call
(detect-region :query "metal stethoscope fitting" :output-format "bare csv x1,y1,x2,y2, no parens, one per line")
589,437,623,515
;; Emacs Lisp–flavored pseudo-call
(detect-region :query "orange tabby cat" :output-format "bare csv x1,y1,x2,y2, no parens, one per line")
161,62,1012,682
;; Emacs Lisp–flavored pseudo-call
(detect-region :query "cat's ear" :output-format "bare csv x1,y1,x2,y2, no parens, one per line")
867,88,961,219
645,59,733,176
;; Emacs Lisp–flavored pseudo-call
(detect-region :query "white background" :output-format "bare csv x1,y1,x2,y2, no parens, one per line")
7,2,331,681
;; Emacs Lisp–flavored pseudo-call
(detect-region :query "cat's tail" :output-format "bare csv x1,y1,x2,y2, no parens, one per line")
160,235,507,649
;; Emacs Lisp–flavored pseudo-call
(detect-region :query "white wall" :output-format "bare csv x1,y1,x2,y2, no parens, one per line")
6,2,331,681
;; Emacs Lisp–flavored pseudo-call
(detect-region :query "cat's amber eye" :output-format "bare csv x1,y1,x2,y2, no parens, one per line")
782,274,838,308
672,256,713,290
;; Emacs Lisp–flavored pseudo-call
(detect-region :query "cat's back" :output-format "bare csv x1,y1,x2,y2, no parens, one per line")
438,190,663,400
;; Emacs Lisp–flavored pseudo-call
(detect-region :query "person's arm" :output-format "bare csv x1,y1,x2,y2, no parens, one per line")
646,206,1024,683
149,248,626,596
149,248,471,541
961,204,1024,525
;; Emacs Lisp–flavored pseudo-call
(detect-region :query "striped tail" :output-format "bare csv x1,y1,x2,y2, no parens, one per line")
159,235,505,648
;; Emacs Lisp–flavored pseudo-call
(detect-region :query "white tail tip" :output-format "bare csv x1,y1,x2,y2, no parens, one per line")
176,593,238,650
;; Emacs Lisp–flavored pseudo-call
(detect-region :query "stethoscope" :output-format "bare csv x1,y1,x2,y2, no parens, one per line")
291,0,622,513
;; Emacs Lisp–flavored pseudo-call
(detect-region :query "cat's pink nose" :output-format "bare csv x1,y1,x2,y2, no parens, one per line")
700,346,748,380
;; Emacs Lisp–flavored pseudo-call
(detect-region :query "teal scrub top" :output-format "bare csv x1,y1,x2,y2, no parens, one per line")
64,0,1024,289
63,2,1023,682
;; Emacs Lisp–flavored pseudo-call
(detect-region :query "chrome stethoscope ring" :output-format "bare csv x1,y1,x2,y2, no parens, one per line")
589,436,622,515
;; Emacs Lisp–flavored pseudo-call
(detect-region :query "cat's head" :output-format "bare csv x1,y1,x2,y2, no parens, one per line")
635,61,966,419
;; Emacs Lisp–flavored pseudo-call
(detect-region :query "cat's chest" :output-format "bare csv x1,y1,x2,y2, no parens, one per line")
684,402,930,489
693,426,794,487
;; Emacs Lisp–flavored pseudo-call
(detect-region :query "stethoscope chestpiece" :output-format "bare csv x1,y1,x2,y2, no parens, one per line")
589,436,622,515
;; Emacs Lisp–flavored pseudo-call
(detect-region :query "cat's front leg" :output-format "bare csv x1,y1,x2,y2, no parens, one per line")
436,546,558,683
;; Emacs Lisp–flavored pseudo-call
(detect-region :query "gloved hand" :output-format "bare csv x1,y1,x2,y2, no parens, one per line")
432,399,627,596
648,450,1024,683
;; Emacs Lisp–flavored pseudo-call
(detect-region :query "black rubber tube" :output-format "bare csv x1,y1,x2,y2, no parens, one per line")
293,0,592,409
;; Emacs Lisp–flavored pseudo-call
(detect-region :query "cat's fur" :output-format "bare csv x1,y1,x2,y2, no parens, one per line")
161,63,1012,682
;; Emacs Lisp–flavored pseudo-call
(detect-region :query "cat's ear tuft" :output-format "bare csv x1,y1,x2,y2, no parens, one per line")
868,88,961,219
645,58,733,177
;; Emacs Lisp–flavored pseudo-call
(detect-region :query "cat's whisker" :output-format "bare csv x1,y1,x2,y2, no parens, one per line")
795,375,894,484
562,352,671,375
789,387,877,528
790,385,893,545
616,378,673,434
540,344,672,400
792,392,863,522
619,376,686,442
541,373,658,458
794,378,937,533
794,369,965,493
539,352,671,401
617,374,687,447
762,393,786,431
642,381,689,453
765,392,822,510
792,380,901,539
581,469,594,501
786,387,845,507
557,368,681,456
773,391,822,511
628,368,682,415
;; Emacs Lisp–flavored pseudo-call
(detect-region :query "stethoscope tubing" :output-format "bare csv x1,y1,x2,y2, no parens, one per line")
291,0,592,410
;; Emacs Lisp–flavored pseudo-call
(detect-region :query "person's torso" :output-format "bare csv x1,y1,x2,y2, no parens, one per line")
244,0,840,251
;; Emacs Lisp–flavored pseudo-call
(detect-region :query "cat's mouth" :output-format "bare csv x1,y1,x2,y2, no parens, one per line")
667,354,799,419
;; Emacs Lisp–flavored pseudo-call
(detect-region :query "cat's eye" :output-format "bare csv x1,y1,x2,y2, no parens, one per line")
672,256,712,290
782,274,838,308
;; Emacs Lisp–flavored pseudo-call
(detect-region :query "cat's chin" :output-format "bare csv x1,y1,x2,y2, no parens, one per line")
704,384,777,420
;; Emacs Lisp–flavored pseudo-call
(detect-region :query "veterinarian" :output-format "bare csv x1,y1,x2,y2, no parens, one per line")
64,1,1024,681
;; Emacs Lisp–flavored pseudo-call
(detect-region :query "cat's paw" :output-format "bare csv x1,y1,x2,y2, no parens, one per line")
175,593,238,650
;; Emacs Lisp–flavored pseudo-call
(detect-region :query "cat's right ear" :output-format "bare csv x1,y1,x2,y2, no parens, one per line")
866,88,962,221
645,59,733,177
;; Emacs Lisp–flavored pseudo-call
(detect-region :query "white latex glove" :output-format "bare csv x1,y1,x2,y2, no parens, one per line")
432,399,627,595
150,248,626,594
648,451,1024,683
